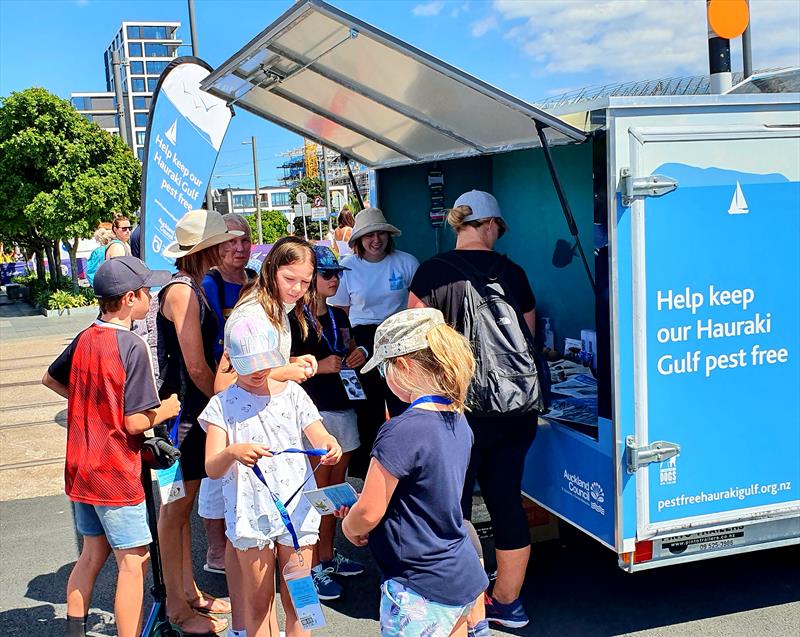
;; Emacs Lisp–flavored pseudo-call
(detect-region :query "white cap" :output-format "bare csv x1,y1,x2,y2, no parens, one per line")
453,190,505,223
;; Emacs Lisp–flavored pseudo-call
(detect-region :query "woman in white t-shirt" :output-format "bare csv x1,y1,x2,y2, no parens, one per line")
328,207,419,477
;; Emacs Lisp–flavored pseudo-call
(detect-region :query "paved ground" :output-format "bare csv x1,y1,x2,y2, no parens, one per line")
1,302,798,637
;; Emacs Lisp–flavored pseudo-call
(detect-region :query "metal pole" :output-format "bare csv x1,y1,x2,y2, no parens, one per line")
707,1,732,93
251,136,263,244
188,0,213,211
344,157,365,210
742,21,753,79
322,147,331,208
321,145,331,238
302,203,308,240
188,0,199,57
535,123,596,294
111,51,130,149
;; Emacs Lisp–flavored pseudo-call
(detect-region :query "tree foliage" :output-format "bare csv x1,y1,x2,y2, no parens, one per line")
289,176,325,206
246,209,290,245
0,87,141,290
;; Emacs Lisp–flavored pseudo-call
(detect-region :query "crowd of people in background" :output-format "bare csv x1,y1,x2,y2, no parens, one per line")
44,191,543,637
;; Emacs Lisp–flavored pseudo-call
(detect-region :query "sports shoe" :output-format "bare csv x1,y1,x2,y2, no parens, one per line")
484,593,529,628
311,566,342,600
321,551,365,577
467,618,492,637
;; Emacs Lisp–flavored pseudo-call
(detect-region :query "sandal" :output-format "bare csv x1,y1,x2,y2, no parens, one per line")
191,591,232,615
172,611,228,635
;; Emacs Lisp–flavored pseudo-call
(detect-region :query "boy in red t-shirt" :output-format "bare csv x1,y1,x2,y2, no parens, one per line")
43,256,180,637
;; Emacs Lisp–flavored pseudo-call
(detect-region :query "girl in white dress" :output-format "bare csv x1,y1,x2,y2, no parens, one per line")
202,314,342,637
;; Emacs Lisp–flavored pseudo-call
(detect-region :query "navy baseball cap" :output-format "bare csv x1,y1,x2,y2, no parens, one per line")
93,256,172,298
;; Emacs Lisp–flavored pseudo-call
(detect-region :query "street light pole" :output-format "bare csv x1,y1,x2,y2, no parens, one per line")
188,0,199,57
111,51,131,149
242,137,263,244
187,0,215,212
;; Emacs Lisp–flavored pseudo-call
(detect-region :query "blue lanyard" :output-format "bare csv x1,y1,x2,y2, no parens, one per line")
271,447,327,456
304,306,345,355
407,395,454,410
251,456,323,551
167,409,182,446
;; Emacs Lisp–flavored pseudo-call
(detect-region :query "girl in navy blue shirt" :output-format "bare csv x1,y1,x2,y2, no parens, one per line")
337,308,488,637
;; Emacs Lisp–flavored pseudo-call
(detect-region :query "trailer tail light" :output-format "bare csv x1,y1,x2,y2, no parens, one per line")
634,540,653,563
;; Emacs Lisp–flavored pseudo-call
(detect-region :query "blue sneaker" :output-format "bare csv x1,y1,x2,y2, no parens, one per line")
484,593,529,628
321,551,365,577
468,618,492,637
311,566,342,600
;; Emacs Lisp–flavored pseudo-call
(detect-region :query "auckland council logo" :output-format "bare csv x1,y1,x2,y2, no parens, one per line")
590,482,605,504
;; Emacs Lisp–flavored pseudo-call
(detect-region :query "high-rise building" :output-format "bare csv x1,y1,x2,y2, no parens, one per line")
71,21,181,161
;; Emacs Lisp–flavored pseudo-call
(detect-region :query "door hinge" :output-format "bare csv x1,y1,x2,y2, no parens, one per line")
620,168,678,206
626,436,680,474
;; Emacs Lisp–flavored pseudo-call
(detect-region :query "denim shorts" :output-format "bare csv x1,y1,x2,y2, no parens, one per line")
73,501,152,550
230,530,318,552
380,579,473,637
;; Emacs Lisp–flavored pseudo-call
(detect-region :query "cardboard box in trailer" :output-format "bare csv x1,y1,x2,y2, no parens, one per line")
201,0,799,571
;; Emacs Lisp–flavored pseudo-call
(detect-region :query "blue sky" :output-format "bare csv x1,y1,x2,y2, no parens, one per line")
1,0,798,188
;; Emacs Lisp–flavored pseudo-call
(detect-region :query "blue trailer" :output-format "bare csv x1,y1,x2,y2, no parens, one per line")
203,0,799,571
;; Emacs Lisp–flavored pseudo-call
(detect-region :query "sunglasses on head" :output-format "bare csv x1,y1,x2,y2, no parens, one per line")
319,270,340,280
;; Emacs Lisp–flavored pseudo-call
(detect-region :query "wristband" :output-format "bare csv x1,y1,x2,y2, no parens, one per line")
356,346,369,358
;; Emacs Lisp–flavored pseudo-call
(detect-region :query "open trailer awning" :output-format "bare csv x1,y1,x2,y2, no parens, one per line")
200,0,586,169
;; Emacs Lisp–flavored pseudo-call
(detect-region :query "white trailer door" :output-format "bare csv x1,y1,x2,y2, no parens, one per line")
619,123,800,539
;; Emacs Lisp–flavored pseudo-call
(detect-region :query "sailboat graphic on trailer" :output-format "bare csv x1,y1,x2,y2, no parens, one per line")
728,180,749,215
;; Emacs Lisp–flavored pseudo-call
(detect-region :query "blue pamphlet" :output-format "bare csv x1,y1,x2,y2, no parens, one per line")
304,482,358,515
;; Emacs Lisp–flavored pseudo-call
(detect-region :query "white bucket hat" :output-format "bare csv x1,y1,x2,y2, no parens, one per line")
162,209,244,259
349,207,401,246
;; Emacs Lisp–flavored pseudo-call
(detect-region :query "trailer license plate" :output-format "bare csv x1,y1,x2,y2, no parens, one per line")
657,526,745,557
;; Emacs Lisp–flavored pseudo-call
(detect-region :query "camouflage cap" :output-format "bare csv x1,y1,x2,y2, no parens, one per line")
361,307,446,374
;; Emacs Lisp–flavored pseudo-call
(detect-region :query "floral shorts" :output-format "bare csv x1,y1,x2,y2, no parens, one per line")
380,579,473,637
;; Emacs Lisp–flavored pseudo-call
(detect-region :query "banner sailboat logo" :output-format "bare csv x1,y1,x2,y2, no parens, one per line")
139,57,234,271
727,180,749,215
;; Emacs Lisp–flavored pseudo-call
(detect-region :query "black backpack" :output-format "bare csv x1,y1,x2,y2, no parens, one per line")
434,253,550,416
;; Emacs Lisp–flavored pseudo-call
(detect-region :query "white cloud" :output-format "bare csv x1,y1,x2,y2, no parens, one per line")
488,0,800,81
413,1,446,17
471,14,498,38
451,2,471,18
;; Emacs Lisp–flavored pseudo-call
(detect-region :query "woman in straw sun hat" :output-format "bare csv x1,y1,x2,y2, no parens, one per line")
328,207,419,479
156,209,243,635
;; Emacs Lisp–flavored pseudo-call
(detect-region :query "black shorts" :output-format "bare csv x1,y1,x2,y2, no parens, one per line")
177,420,207,482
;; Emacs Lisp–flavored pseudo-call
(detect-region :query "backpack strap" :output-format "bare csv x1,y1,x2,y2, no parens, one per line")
431,251,507,286
434,252,534,344
159,274,207,322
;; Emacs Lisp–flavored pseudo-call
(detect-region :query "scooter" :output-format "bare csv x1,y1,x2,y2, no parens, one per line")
140,438,183,637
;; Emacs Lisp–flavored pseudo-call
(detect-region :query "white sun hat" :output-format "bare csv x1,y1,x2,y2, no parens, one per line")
162,209,244,259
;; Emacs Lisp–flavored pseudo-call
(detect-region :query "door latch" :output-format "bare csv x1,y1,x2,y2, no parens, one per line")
626,436,680,474
620,168,678,206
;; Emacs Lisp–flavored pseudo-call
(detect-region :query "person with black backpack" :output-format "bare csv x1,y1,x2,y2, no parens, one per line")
409,190,544,632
